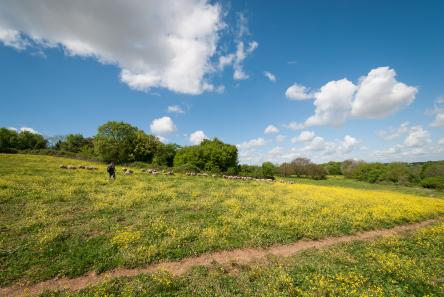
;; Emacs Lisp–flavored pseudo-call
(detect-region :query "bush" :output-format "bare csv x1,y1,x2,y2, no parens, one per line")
421,176,444,190
422,164,444,178
174,138,237,172
278,158,326,180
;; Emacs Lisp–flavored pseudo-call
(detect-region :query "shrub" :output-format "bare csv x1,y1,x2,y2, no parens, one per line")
421,176,444,190
174,138,237,172
422,164,444,178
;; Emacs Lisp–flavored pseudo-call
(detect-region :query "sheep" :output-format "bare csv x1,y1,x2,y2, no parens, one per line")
86,166,98,170
124,169,133,175
164,171,174,176
67,165,78,169
59,165,68,169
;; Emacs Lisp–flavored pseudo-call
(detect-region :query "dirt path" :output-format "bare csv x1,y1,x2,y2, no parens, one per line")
2,218,440,297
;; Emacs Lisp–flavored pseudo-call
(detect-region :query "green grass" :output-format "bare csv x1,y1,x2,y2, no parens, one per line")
280,175,444,198
1,154,444,287
42,221,444,297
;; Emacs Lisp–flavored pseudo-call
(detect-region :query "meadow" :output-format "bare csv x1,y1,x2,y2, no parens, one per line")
1,154,444,291
42,221,444,296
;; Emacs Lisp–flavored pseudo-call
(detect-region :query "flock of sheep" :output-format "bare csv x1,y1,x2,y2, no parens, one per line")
59,164,98,170
186,172,295,184
58,164,295,184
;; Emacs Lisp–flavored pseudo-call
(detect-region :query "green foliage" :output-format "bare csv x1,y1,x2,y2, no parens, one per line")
56,134,93,153
262,162,277,179
173,163,201,173
238,164,263,178
0,128,19,153
132,131,162,163
174,138,237,172
323,161,342,175
0,128,47,152
153,143,179,167
278,158,327,180
93,121,139,163
422,163,444,178
421,176,444,190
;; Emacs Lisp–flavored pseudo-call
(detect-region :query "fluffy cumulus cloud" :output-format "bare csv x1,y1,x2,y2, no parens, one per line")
264,124,279,134
305,79,357,127
264,71,276,82
150,116,176,135
291,130,315,143
0,0,226,94
438,138,444,145
285,84,313,100
339,135,359,153
167,105,185,114
237,137,266,150
403,125,431,147
286,67,417,128
8,126,40,134
189,130,208,145
351,67,417,119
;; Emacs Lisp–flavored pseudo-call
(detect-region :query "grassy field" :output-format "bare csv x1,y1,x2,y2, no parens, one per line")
42,221,444,297
1,154,444,289
279,175,444,198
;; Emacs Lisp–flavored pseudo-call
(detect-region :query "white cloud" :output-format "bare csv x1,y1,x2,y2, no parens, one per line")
285,121,304,131
232,41,258,80
403,126,431,147
150,116,176,135
264,71,276,82
438,138,444,145
0,28,28,49
351,67,417,119
218,13,258,81
339,135,359,153
293,130,315,142
285,83,313,100
167,105,185,114
268,146,282,156
431,113,444,128
429,98,444,128
0,1,224,95
287,67,417,127
264,124,279,134
189,130,208,145
237,137,267,150
8,126,40,134
305,79,357,127
377,122,410,140
157,136,168,143
303,136,328,151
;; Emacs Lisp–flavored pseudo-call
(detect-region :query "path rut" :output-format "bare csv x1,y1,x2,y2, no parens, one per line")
1,218,440,297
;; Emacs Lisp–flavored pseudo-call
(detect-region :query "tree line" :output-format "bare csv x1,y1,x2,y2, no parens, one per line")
1,122,443,189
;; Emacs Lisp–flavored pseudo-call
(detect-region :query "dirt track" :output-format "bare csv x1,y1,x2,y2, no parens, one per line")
1,218,440,297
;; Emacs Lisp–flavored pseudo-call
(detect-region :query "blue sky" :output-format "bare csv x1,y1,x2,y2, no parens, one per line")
1,0,443,164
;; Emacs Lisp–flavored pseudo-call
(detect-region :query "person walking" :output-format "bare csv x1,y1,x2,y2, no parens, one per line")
107,161,116,179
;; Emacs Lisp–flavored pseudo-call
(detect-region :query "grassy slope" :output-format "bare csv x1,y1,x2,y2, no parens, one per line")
43,221,444,297
1,154,444,287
